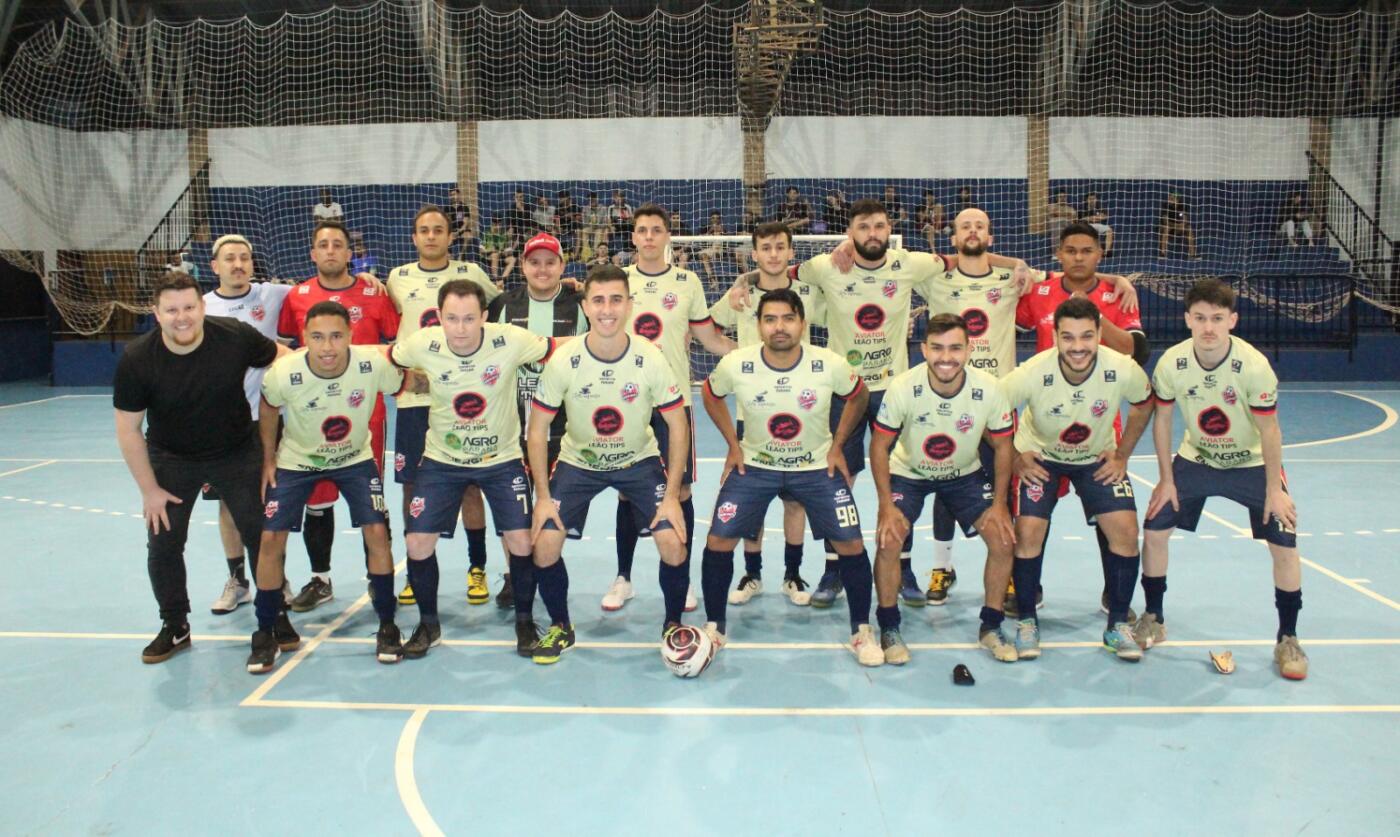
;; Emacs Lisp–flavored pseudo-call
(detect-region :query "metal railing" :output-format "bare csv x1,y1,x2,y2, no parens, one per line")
135,159,211,284
1306,150,1397,310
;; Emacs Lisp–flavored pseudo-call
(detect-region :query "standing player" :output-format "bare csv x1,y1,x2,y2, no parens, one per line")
251,302,406,673
391,281,556,658
1000,298,1154,662
607,204,737,613
276,220,400,612
869,314,1019,664
385,205,503,609
528,266,692,666
707,222,824,607
201,234,294,614
1140,279,1307,679
700,289,879,666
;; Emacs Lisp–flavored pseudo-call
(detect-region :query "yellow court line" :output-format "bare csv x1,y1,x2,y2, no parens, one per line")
0,460,56,479
395,709,445,837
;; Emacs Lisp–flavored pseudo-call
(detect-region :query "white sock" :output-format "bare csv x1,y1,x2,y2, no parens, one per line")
314,571,331,583
931,540,954,571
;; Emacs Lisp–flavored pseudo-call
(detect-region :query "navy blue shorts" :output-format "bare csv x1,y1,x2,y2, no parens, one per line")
407,458,532,536
891,470,995,538
547,457,673,539
393,406,429,485
831,389,883,477
650,406,696,486
1016,459,1136,524
1144,456,1296,548
710,467,862,543
263,459,386,532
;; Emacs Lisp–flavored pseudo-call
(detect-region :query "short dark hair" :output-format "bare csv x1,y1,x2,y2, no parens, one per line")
751,221,793,248
847,199,887,223
1053,296,1101,329
633,203,669,231
1085,191,1099,199
437,279,488,312
584,264,630,295
312,219,350,246
756,288,805,322
412,204,450,232
151,271,200,305
1059,221,1101,245
926,313,968,341
1185,277,1237,312
305,300,351,328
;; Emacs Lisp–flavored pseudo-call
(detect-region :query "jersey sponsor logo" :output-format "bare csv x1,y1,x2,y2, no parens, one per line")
620,382,639,403
409,496,425,518
1037,284,1051,296
593,406,624,436
634,313,663,341
716,501,738,523
419,309,440,328
1059,422,1091,445
482,365,501,387
298,285,310,295
922,434,956,461
1025,482,1045,502
768,413,802,441
798,388,817,410
251,305,266,322
986,288,1002,305
363,284,377,296
968,358,998,370
1090,399,1108,418
322,415,352,442
291,373,303,385
453,392,487,420
1198,406,1231,436
845,350,863,367
661,292,678,311
1214,449,1253,464
1102,292,1117,303
348,389,365,408
855,304,885,332
882,279,897,299
955,413,974,433
264,500,279,518
1222,386,1238,405
963,309,989,337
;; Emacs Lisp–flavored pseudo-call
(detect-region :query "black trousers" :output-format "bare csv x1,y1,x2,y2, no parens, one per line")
146,435,264,622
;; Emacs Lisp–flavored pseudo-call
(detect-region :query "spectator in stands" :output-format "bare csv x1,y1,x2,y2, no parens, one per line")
734,209,758,275
556,190,581,258
481,215,518,282
696,211,728,280
447,187,476,260
883,184,908,235
919,189,950,250
165,251,199,281
532,194,557,234
1158,192,1199,259
1280,191,1316,247
588,243,612,268
670,210,694,269
956,185,976,212
780,186,812,232
820,189,849,233
1079,192,1115,256
350,239,380,278
1047,189,1077,242
312,189,343,223
506,190,533,240
581,192,609,260
608,189,634,255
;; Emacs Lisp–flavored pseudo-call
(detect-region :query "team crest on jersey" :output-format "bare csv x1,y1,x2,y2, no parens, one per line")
395,452,406,472
290,373,303,385
1222,386,1238,405
250,305,266,321
986,288,1002,305
347,306,363,323
797,388,817,411
717,502,738,523
482,365,501,387
409,497,425,518
348,389,365,408
956,413,974,433
1025,482,1045,502
882,280,897,299
264,500,279,519
661,292,678,311
1090,399,1108,418
620,382,640,403
359,361,372,373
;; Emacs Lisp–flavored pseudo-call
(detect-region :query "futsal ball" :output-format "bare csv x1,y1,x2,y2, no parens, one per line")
661,624,715,678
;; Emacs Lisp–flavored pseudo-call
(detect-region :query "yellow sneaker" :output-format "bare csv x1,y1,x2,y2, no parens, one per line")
467,566,489,605
397,582,416,606
926,567,957,605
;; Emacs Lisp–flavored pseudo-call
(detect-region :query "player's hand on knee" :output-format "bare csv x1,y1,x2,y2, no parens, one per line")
826,450,853,487
1146,481,1178,519
1264,488,1296,531
976,504,1016,549
142,486,182,534
720,446,745,485
1014,450,1048,487
876,502,909,549
1093,450,1128,485
531,499,563,545
651,496,686,544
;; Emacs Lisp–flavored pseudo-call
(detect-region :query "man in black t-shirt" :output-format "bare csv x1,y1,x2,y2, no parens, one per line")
114,272,288,664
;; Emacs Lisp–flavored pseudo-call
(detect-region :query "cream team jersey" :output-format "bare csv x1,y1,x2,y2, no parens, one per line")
625,264,712,406
533,336,683,472
709,273,826,348
795,248,945,392
1001,346,1152,464
874,365,1014,480
1151,336,1279,470
920,265,1023,379
261,345,403,471
705,344,860,471
387,260,500,409
390,323,552,468
204,283,293,418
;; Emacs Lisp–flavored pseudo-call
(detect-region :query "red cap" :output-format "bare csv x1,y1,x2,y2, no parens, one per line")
522,232,563,261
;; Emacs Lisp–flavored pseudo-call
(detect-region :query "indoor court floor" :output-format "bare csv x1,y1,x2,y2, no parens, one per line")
2,381,1398,835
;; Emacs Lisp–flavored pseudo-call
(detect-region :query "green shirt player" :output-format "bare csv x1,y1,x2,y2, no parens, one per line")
1141,278,1307,680
253,302,406,673
707,221,826,607
527,265,692,667
869,313,1018,665
387,204,503,610
390,280,556,659
700,288,882,667
1000,297,1154,662
608,204,738,616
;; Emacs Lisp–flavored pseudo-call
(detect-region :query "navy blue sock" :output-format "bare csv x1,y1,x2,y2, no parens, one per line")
979,605,1005,631
226,557,247,582
368,572,396,624
466,526,487,570
659,559,690,627
615,501,638,581
876,604,901,632
254,587,281,631
535,560,570,626
1275,588,1302,641
406,554,440,625
1012,555,1043,621
783,542,803,577
837,551,873,633
1107,550,1140,628
681,497,696,561
1096,527,1114,596
508,553,536,621
1142,575,1167,622
701,547,733,633
742,549,762,577
932,494,956,542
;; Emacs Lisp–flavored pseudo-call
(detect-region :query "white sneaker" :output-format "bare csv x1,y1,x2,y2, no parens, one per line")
601,576,635,611
684,583,698,613
703,621,728,651
782,576,812,607
728,575,762,605
211,576,252,615
849,624,884,667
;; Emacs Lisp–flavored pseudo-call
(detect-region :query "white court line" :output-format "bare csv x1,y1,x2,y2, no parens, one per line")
0,394,107,410
1283,391,1397,450
0,460,56,479
395,709,445,837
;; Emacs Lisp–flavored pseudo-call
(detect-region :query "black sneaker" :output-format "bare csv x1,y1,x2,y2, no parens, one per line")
1099,590,1138,623
403,622,442,659
290,577,333,613
514,618,541,658
496,573,515,610
376,622,403,664
273,612,301,651
1003,584,1045,618
141,621,191,664
532,623,576,665
247,629,280,674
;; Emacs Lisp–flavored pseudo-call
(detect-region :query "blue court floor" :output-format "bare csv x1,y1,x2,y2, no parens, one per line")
2,381,1398,835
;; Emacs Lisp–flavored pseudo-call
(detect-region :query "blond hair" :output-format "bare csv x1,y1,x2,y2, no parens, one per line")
211,234,253,259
